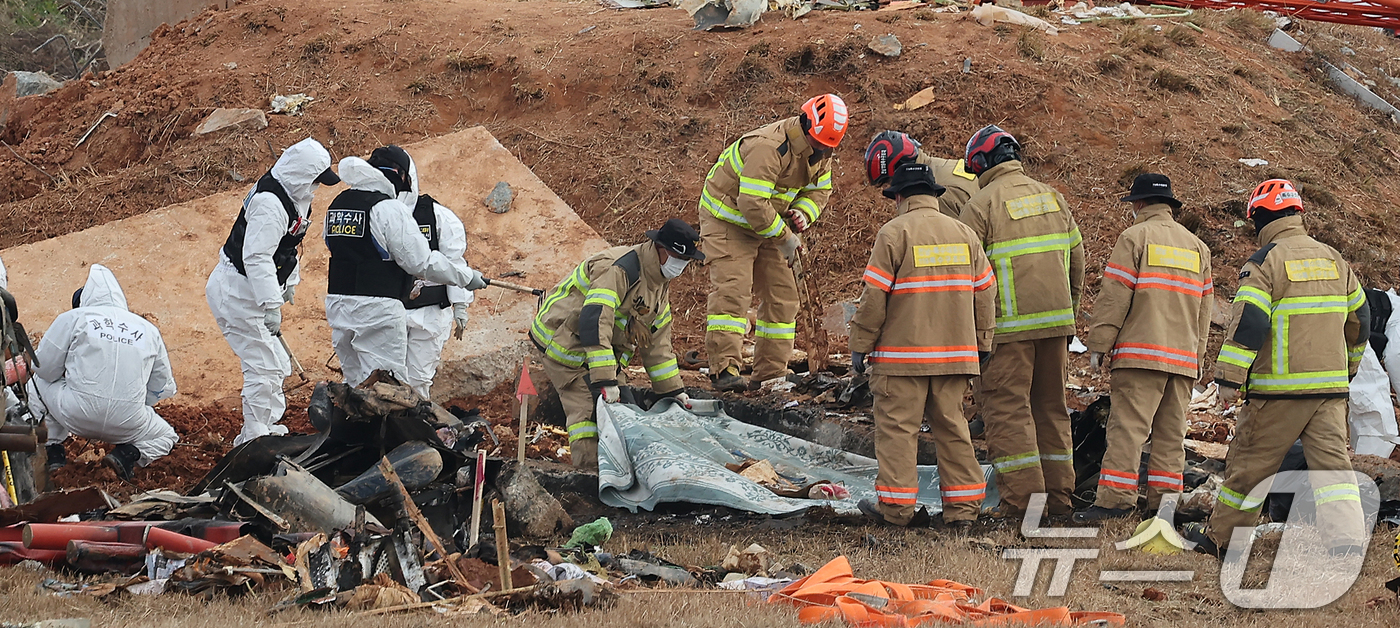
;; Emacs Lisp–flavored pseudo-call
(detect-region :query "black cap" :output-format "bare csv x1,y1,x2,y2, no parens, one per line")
315,168,340,186
1120,173,1181,209
882,162,946,200
71,288,83,309
647,218,705,261
368,145,413,193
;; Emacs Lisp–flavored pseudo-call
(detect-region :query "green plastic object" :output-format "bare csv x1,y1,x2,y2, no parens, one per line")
565,517,613,549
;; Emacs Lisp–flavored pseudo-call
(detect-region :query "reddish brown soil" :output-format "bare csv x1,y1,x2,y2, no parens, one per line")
49,397,313,498
445,380,569,464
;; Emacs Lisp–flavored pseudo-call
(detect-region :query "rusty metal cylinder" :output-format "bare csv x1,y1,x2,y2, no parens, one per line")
0,432,36,452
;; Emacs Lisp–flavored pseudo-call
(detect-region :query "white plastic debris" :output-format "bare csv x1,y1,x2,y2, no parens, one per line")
270,93,314,116
1238,158,1270,167
1068,336,1088,354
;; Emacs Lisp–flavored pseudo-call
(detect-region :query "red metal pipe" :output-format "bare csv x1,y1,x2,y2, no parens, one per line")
144,526,216,553
0,541,66,565
23,524,120,550
65,520,246,544
66,541,146,574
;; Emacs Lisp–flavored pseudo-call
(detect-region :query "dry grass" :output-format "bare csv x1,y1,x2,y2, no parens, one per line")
3,523,1396,627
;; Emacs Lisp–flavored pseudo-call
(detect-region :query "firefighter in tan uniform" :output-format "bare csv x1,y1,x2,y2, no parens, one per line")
917,156,980,219
701,94,848,392
1074,174,1214,523
1182,179,1369,557
867,131,982,220
958,125,1085,518
530,219,704,469
852,136,996,529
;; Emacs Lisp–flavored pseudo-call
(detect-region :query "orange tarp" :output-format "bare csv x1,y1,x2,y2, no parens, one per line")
769,556,1125,627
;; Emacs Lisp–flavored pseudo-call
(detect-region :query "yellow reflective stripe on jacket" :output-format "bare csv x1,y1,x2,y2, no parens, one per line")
1217,344,1257,370
583,287,620,309
1249,370,1351,392
739,176,777,199
585,348,617,369
804,171,833,191
1349,345,1366,362
531,261,594,368
794,197,822,223
646,358,680,382
996,309,1076,333
653,303,672,330
1346,286,1366,311
1234,286,1272,313
701,187,786,238
1271,295,1351,377
985,229,1080,327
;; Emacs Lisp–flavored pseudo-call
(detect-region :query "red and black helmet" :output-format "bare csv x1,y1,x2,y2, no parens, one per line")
964,124,1020,176
864,131,921,186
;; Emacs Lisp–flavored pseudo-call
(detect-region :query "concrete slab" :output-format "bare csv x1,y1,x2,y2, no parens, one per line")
104,0,240,68
1,126,609,404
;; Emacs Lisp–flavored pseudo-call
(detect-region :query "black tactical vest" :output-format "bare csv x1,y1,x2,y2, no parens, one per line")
402,194,451,310
324,189,411,299
222,172,307,285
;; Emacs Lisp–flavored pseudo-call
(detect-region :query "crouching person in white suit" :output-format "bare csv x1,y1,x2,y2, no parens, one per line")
35,265,178,480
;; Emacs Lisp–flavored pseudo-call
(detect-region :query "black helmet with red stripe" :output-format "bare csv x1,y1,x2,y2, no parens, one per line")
864,130,921,186
964,125,1021,176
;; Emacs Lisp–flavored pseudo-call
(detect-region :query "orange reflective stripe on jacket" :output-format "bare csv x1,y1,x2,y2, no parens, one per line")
863,265,894,292
1110,342,1198,370
870,345,979,364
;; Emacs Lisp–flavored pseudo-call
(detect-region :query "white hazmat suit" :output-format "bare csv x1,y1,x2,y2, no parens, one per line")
325,156,485,387
398,156,477,398
34,265,178,465
206,138,334,446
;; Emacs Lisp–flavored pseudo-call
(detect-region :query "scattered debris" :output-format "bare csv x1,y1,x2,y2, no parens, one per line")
892,87,935,112
194,108,268,135
565,517,613,549
867,34,902,57
969,4,1059,35
769,556,1123,625
269,93,314,116
1238,158,1270,167
484,181,514,213
75,103,123,148
11,71,63,98
497,462,574,538
1142,587,1168,601
680,0,765,30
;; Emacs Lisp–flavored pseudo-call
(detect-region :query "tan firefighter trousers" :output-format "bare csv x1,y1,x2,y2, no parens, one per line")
873,374,987,524
1206,397,1365,551
1094,368,1191,510
535,346,600,470
700,212,799,383
981,337,1075,515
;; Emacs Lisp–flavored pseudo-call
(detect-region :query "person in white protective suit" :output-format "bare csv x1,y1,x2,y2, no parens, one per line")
33,265,178,480
397,155,478,398
205,138,340,446
323,146,487,388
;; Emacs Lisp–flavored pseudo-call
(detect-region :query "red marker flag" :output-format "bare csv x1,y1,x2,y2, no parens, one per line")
515,362,537,402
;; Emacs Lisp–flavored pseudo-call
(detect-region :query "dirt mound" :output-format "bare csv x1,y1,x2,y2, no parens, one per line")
4,0,1400,364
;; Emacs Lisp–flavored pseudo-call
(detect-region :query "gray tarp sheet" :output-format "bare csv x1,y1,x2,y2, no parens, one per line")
597,398,997,515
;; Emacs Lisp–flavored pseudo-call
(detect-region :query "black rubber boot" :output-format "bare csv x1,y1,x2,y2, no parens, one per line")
711,367,748,393
103,443,140,481
1071,505,1135,524
45,443,66,472
1181,522,1222,558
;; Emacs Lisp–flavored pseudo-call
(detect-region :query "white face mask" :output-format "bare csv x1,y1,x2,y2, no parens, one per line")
660,255,689,279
